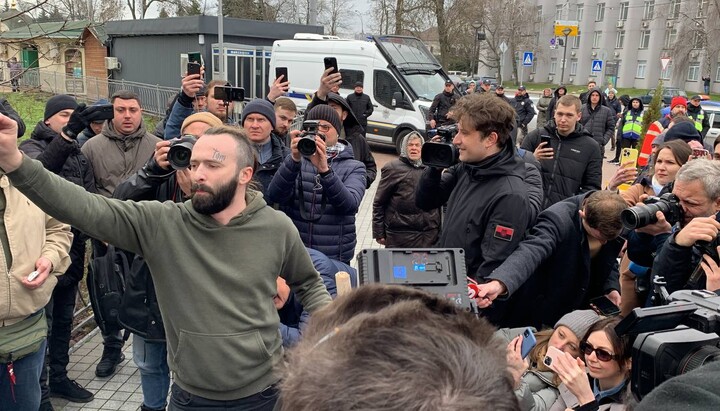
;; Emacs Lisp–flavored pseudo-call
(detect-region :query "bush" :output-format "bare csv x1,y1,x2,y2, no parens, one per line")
639,79,664,148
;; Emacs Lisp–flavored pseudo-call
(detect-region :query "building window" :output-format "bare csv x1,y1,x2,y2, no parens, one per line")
536,6,543,22
374,70,403,108
697,0,709,18
576,4,584,21
636,60,647,78
664,29,677,49
643,0,654,20
693,31,704,49
593,31,602,48
619,2,629,20
573,30,582,48
715,65,720,82
616,30,625,49
688,63,700,81
596,3,605,21
661,62,673,80
550,59,557,74
556,4,564,20
639,30,651,49
670,0,681,19
570,59,578,76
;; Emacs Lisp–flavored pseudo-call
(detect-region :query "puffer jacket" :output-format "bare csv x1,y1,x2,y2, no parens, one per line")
372,136,440,248
522,121,602,209
267,143,366,263
580,88,616,147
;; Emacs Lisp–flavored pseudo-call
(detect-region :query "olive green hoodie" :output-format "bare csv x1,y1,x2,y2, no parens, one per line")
8,156,332,400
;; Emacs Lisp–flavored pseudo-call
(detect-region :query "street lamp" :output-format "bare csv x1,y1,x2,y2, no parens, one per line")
559,27,571,85
354,10,365,35
471,21,482,77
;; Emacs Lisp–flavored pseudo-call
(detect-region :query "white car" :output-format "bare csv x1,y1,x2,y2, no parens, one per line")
700,101,720,149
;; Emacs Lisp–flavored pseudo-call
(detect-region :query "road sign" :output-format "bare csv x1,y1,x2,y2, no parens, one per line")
554,20,579,37
499,41,508,54
550,38,556,46
661,57,672,70
591,60,603,72
523,52,534,67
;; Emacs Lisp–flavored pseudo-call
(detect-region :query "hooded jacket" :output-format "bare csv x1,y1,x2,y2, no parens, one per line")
372,134,441,248
546,86,567,122
522,121,602,208
618,98,644,140
580,88,616,147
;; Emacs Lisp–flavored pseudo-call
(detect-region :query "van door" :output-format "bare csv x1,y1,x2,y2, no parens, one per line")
368,69,409,146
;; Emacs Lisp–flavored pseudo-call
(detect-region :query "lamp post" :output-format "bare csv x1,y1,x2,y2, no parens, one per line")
471,21,482,77
559,27,571,85
354,10,365,35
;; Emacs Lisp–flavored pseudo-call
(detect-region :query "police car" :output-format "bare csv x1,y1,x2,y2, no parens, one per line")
700,101,720,149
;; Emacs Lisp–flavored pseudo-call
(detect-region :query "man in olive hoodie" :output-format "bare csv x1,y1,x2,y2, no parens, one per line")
0,117,332,410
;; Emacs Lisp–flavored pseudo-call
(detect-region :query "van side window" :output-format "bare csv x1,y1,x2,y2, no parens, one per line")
340,70,364,89
374,70,403,109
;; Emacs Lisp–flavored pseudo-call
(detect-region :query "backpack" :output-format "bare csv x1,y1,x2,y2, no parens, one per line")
87,244,129,335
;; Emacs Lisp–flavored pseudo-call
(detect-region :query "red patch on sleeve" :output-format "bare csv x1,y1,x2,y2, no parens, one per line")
494,225,514,242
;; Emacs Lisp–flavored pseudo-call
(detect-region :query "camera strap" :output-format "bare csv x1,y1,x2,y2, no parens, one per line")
296,175,326,222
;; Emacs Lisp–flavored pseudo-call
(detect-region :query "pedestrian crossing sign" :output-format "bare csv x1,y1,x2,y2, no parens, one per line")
592,60,603,72
523,52,534,67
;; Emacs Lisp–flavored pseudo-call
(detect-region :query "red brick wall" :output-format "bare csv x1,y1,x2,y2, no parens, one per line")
82,30,108,100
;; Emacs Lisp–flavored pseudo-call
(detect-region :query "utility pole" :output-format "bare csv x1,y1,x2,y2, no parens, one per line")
217,0,225,81
559,27,571,85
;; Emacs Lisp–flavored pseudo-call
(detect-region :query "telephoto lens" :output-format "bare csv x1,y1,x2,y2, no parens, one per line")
620,193,683,229
298,120,321,157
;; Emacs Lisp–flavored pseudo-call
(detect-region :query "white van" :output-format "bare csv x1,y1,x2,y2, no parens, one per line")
269,34,455,153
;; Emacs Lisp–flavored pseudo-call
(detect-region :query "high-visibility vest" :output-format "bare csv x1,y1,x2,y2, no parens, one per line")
622,112,642,140
691,110,705,131
639,120,664,167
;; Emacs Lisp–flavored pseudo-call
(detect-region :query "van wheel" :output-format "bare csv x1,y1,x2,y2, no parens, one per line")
395,129,412,155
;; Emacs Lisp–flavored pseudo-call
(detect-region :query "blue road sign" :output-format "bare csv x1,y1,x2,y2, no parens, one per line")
592,60,603,72
523,52,534,67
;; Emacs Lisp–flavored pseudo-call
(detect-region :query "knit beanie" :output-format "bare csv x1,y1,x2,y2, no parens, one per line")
241,99,276,130
554,309,602,339
670,96,688,110
664,121,702,144
44,95,78,121
181,112,224,134
305,104,342,135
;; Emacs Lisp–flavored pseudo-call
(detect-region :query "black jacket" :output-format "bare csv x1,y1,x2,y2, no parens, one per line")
522,121,602,208
254,133,291,197
428,91,457,125
580,88,616,147
606,95,622,116
546,86,567,121
512,94,536,126
494,192,623,328
0,97,26,138
345,92,373,128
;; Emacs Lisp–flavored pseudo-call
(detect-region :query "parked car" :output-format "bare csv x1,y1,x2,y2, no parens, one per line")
701,101,720,149
637,87,688,106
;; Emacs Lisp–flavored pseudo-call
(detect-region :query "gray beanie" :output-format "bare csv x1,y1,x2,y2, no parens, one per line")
241,99,276,130
305,104,342,135
554,309,602,339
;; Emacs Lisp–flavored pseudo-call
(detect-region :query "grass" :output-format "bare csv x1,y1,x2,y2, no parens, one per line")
3,90,159,143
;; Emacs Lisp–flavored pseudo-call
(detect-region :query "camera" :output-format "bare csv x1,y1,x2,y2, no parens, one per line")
213,85,245,102
297,120,326,157
167,135,197,170
621,193,683,229
421,124,459,169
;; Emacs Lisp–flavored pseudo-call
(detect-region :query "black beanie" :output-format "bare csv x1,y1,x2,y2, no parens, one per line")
664,121,702,144
306,105,342,135
241,99,277,130
44,95,78,121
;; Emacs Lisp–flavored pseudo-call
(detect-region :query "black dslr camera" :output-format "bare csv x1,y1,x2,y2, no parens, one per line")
421,124,459,169
621,193,683,229
167,135,197,170
297,120,326,157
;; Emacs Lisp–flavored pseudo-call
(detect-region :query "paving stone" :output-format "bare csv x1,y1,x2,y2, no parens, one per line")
109,390,132,402
94,389,115,400
119,401,143,411
103,399,128,409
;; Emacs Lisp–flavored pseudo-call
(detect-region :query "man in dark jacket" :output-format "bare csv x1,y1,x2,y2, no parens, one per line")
546,85,567,122
428,80,457,129
579,80,597,105
512,86,535,144
494,85,512,104
19,95,97,407
476,191,627,329
0,96,26,137
580,88,616,157
268,105,366,264
522,95,602,208
687,95,710,139
346,81,373,136
415,93,529,325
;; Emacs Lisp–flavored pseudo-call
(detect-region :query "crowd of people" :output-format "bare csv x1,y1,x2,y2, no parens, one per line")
1,65,720,411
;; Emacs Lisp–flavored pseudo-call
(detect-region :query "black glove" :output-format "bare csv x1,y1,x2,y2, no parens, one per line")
62,104,89,139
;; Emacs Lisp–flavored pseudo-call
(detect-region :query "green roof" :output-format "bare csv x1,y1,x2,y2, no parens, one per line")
0,20,92,40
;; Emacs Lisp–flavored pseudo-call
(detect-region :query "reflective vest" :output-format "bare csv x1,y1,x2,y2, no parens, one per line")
622,112,642,140
691,110,705,131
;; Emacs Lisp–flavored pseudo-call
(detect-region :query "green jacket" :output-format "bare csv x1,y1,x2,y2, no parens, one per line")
8,156,332,400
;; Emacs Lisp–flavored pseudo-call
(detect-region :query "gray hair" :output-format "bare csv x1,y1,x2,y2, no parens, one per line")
675,159,720,200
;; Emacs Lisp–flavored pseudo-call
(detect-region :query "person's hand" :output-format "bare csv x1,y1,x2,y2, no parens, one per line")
376,238,386,245
674,216,720,247
309,135,329,174
606,162,637,191
21,257,53,290
176,169,192,196
475,280,506,309
701,246,720,292
636,211,673,235
0,112,23,172
606,290,621,307
429,119,436,129
317,67,342,100
267,75,290,102
533,141,554,161
507,335,529,389
181,71,205,98
154,140,172,170
551,352,596,406
289,130,303,162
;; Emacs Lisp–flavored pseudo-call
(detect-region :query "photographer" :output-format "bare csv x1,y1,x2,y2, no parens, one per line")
267,105,366,264
415,93,529,324
652,159,720,294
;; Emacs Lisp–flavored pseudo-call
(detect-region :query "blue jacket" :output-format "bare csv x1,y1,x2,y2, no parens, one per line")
164,92,195,140
267,143,366,263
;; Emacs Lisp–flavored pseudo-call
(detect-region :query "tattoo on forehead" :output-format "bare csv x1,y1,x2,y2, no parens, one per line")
212,148,226,163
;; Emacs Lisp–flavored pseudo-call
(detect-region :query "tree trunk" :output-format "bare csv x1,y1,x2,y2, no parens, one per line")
395,0,404,34
434,0,449,67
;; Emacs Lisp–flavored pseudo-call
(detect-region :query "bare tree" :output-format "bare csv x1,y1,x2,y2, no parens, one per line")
127,0,168,19
318,0,352,35
50,0,123,22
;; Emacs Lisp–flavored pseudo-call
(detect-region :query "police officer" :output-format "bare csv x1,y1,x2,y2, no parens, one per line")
428,80,457,129
687,95,710,139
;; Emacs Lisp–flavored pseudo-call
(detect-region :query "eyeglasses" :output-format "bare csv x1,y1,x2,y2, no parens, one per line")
318,123,332,132
580,341,617,362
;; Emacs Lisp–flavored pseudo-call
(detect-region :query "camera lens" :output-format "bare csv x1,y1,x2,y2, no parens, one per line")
297,136,317,157
621,203,665,229
543,357,552,366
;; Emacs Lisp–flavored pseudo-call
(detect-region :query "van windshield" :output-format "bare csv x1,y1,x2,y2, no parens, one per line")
402,71,447,101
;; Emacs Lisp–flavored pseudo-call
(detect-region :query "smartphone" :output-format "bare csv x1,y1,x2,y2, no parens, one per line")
520,327,537,359
540,136,552,147
188,52,202,65
275,67,288,83
692,148,709,159
213,86,245,102
620,148,639,168
543,346,564,368
323,57,339,75
187,62,201,76
589,295,620,316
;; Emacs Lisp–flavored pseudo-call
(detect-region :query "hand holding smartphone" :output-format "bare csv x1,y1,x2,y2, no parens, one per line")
275,67,289,83
589,295,620,316
543,346,564,368
520,327,537,359
324,57,339,75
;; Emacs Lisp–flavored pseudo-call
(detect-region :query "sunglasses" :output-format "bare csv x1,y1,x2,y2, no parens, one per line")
580,341,618,362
